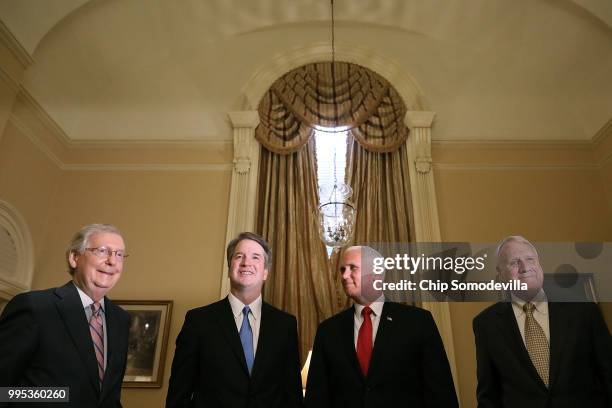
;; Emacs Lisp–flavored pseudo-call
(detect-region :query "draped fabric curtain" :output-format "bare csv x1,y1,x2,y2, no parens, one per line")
256,62,408,153
346,135,415,304
256,138,347,362
255,61,413,361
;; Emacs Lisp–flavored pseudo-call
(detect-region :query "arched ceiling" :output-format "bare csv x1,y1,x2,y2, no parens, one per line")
1,0,611,141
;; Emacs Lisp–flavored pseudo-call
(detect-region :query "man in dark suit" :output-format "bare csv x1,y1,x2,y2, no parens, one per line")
0,223,131,408
473,235,612,408
305,245,458,408
166,232,302,408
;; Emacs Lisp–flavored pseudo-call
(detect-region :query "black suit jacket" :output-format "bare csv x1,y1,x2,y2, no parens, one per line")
165,297,303,408
473,301,612,408
0,281,130,408
304,302,458,408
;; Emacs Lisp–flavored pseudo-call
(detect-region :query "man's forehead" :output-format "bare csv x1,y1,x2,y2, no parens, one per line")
501,241,537,257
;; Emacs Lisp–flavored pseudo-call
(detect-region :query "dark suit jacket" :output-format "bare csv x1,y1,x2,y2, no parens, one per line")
165,297,303,408
0,281,130,408
304,302,458,408
473,301,612,408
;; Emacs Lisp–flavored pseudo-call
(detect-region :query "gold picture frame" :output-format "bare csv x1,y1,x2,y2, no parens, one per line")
115,300,173,388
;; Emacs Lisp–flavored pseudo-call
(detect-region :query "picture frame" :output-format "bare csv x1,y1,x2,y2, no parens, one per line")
115,300,173,388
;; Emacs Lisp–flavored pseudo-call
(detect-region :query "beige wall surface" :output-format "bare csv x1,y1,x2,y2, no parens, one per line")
32,169,232,407
0,121,61,265
434,140,612,408
1,96,611,408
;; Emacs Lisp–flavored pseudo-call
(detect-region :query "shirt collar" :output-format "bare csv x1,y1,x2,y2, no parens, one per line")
228,292,262,321
73,282,105,312
511,289,548,315
354,295,385,318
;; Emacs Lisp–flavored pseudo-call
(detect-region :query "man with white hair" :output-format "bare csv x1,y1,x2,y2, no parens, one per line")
0,223,131,407
305,245,458,407
473,235,612,408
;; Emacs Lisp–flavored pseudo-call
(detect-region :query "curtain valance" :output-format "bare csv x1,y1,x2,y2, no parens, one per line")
256,62,409,154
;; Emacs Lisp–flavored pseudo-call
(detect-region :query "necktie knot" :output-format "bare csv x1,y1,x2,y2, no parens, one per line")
523,302,535,315
91,301,101,317
362,306,372,317
242,306,251,317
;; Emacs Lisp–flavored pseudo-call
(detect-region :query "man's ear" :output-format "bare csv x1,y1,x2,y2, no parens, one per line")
263,268,269,281
68,251,79,269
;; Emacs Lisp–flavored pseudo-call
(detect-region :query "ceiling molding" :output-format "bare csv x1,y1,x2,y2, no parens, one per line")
61,163,232,172
592,117,612,146
0,19,33,68
9,86,233,170
0,65,20,93
433,163,599,171
432,139,593,150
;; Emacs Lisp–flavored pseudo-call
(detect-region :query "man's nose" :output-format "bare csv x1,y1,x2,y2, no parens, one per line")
106,253,117,265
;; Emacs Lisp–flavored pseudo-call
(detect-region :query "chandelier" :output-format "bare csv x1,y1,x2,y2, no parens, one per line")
316,0,357,248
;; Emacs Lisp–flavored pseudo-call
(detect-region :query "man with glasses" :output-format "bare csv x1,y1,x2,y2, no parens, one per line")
166,232,303,408
0,224,131,407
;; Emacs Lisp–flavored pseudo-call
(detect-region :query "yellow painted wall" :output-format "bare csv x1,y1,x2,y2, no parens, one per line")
433,140,612,408
0,121,62,262
32,169,232,407
2,104,611,408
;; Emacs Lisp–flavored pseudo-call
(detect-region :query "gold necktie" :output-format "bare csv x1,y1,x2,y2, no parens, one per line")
523,302,549,386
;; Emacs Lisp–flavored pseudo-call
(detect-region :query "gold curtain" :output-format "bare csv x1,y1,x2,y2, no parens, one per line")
346,134,414,303
257,138,347,362
256,62,408,155
255,61,414,361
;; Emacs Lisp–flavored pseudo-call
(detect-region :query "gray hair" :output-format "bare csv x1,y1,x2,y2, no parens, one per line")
66,224,124,275
226,232,272,270
496,235,539,266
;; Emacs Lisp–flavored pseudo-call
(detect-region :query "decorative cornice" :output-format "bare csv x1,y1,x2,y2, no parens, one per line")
61,163,232,172
405,111,436,129
0,19,33,68
228,111,259,128
0,65,20,93
434,163,599,171
591,117,612,146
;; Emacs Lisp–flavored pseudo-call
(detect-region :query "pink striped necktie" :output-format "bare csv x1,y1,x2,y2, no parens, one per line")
89,301,105,386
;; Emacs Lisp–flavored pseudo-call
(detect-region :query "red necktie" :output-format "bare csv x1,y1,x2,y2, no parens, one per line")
356,306,373,376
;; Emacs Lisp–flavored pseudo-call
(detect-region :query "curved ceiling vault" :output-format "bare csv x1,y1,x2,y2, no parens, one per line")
1,0,611,142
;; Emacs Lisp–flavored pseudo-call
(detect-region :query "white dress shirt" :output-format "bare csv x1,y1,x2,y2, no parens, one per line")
228,292,262,356
353,297,385,348
75,283,108,368
510,290,550,345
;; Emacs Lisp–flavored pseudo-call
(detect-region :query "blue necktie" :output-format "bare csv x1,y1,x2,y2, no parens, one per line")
239,306,254,374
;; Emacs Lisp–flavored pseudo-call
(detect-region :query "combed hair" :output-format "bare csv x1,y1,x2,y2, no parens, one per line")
226,232,272,270
66,224,123,275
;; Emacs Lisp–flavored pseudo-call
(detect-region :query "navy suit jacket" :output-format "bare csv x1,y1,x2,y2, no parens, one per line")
0,281,130,408
165,297,303,408
305,301,458,408
473,301,612,408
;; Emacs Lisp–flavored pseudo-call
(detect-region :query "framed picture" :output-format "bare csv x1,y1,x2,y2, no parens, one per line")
115,300,173,388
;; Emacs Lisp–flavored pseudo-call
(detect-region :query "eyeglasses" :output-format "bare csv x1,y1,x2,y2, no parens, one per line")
85,247,129,261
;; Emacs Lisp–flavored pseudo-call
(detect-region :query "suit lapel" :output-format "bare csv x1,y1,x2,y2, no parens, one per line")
250,302,272,381
366,302,392,382
495,302,547,390
340,306,363,381
547,302,566,389
100,299,121,401
215,297,249,376
54,282,100,394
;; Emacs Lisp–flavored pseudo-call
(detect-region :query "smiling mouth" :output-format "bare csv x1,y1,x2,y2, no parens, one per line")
239,270,254,275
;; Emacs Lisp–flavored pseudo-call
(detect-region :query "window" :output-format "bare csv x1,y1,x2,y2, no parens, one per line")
314,127,349,256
